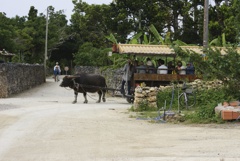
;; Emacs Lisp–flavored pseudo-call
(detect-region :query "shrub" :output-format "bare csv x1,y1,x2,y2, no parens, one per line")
156,86,236,123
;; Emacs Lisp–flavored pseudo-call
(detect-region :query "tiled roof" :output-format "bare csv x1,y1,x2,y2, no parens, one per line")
180,46,203,54
180,46,240,55
117,44,175,56
115,44,240,56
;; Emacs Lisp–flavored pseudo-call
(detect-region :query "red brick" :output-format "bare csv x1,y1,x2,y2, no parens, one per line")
221,110,233,120
232,111,240,119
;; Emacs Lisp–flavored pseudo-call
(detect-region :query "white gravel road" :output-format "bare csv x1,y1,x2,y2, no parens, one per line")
0,76,240,161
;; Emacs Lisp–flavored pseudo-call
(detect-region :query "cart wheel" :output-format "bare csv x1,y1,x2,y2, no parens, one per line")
126,96,134,103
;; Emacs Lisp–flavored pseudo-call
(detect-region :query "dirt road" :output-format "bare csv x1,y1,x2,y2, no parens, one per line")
0,76,240,161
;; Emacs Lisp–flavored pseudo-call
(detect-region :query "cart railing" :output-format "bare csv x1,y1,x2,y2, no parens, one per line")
133,73,198,87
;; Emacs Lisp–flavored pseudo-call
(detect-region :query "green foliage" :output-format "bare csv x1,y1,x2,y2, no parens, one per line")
149,24,164,44
129,32,143,44
105,33,118,44
0,13,16,51
129,102,159,122
134,85,232,124
156,86,235,123
73,42,111,66
195,88,234,124
156,87,173,109
209,1,240,44
1,0,240,74
202,48,240,98
134,100,157,112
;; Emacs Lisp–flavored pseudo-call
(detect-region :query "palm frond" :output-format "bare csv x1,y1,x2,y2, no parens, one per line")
209,38,221,46
149,24,164,44
129,32,142,44
105,33,118,44
173,39,188,46
143,34,149,44
222,33,226,47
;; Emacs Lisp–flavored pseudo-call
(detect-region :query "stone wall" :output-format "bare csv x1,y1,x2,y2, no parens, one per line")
134,86,160,109
0,65,123,98
0,63,45,98
74,66,124,90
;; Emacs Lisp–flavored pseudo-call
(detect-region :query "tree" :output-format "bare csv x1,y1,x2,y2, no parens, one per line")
176,44,240,99
108,0,171,43
73,42,110,66
0,12,16,51
209,0,240,45
20,6,46,63
71,1,112,48
47,6,69,59
9,6,70,65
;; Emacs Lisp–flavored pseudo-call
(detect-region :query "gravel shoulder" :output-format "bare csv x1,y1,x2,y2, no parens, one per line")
0,76,240,161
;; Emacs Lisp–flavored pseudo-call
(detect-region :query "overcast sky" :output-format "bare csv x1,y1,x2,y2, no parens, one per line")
0,0,113,20
1,0,215,21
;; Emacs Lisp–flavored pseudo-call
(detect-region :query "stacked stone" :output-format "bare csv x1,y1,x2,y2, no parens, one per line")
74,66,101,75
0,69,8,98
0,63,45,98
102,68,123,89
134,86,160,109
191,79,223,90
74,66,124,90
160,79,224,93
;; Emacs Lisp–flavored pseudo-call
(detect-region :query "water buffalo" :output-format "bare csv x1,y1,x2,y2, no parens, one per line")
60,74,107,104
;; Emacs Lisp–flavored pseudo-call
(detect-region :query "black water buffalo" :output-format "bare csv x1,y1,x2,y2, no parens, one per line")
60,74,107,104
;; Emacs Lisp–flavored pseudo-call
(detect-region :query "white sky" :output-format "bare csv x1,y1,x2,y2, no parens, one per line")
1,0,215,21
0,0,113,20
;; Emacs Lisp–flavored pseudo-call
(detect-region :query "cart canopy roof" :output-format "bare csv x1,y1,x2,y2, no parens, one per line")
113,44,240,56
116,44,175,57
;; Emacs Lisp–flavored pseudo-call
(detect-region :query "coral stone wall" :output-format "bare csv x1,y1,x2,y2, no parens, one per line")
74,66,124,90
134,86,160,109
0,63,45,98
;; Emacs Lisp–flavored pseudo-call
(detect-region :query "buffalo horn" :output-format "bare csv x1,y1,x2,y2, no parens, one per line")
66,75,80,79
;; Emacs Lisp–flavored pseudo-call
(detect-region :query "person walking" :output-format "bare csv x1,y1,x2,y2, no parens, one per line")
53,62,61,82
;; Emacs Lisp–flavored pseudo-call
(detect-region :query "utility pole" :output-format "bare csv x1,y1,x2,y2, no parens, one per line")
44,7,49,81
138,9,142,44
203,0,209,52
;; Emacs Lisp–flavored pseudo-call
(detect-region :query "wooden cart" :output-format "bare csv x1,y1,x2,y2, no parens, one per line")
113,44,199,87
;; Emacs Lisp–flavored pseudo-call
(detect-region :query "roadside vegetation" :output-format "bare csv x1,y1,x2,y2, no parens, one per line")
130,48,240,124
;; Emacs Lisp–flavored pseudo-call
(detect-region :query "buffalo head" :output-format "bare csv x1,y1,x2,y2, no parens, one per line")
60,75,78,87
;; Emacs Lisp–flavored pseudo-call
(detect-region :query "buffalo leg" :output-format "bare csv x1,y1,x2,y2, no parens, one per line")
96,91,102,103
83,92,88,103
73,91,78,104
102,91,106,102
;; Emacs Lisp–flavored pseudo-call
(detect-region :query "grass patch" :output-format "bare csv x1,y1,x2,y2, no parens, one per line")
129,87,236,124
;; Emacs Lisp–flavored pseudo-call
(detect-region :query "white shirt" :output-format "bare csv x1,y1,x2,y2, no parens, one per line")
122,63,131,81
179,66,186,75
146,60,153,66
54,65,61,72
157,65,168,74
